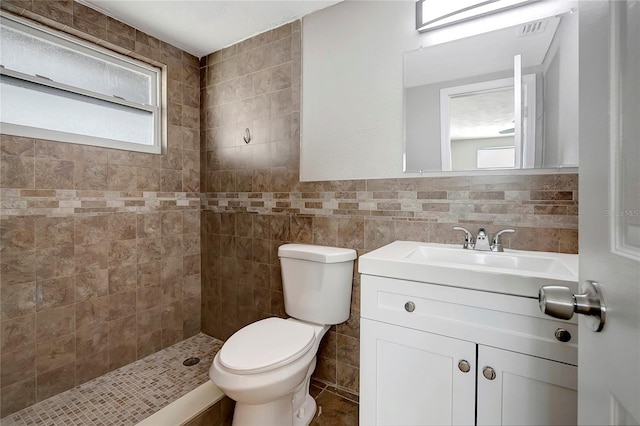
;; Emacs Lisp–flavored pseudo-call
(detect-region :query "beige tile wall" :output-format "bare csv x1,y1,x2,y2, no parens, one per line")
199,21,578,396
0,0,200,417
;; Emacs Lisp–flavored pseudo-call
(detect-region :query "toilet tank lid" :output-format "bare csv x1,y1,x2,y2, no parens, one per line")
278,244,357,263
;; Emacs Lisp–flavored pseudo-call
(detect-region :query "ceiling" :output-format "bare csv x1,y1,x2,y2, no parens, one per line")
450,88,514,140
80,0,342,58
404,16,561,88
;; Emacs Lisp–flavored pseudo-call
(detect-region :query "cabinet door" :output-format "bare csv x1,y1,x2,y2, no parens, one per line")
477,345,577,426
360,318,476,426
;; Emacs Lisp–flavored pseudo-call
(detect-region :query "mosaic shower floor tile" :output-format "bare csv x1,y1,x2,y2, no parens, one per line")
2,334,223,426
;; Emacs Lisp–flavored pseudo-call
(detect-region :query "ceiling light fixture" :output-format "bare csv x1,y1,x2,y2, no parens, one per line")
416,0,540,33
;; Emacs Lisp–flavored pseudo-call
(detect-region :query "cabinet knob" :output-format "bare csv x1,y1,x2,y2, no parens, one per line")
458,360,471,373
554,328,572,342
404,301,415,312
482,366,496,380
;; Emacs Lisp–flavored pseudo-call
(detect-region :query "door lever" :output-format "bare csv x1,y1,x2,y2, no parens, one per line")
538,280,606,331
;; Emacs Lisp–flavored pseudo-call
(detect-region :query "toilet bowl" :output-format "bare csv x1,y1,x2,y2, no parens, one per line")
210,318,328,426
209,244,357,426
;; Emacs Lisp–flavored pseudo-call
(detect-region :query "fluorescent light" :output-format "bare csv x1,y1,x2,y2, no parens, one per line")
416,0,539,32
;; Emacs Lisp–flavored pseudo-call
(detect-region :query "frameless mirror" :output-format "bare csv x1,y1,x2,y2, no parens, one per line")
403,9,578,172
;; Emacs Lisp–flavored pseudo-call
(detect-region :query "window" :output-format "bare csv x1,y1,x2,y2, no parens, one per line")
0,13,163,154
477,146,516,169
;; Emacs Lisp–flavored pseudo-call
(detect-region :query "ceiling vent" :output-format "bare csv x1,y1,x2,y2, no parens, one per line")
517,20,548,36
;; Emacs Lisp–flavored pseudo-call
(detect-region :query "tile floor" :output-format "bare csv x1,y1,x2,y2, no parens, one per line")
310,380,359,426
1,333,359,425
2,334,222,425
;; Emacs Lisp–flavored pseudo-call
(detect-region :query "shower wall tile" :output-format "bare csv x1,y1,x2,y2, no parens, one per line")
0,0,201,417
1,315,35,355
0,155,34,188
1,346,35,388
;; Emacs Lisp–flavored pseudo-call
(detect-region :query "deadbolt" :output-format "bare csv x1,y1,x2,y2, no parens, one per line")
404,301,415,312
458,360,471,373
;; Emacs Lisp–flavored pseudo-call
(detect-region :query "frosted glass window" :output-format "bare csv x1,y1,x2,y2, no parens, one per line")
477,146,516,169
0,13,162,154
1,76,153,146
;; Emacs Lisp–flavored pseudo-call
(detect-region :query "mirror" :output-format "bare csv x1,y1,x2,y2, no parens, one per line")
404,9,578,172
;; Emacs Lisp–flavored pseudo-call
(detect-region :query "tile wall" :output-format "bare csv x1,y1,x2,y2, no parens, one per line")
199,22,578,395
0,0,200,417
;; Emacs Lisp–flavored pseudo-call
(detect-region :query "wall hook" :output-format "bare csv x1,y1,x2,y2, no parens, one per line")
243,128,251,144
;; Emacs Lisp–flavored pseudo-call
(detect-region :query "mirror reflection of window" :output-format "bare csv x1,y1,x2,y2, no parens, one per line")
451,137,515,170
477,146,516,169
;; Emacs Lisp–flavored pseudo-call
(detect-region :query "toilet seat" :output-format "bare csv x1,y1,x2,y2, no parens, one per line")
219,318,315,375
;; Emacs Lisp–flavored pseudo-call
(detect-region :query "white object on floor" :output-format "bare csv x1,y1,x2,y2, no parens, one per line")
136,381,225,426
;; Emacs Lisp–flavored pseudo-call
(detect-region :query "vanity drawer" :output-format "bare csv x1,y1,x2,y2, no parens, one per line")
361,274,578,365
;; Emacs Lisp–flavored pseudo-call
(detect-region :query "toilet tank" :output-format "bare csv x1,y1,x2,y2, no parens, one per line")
278,244,357,325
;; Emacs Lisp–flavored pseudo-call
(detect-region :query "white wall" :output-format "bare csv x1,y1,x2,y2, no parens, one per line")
301,1,412,181
542,10,579,167
451,137,515,171
301,0,577,181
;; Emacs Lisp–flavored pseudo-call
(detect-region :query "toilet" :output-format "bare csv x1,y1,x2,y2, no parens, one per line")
209,243,357,426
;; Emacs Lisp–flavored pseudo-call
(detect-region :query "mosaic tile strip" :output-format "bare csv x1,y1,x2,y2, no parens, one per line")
0,190,200,217
1,333,222,426
199,185,579,229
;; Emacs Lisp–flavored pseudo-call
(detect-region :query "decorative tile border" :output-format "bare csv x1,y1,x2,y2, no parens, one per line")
200,183,578,229
0,190,200,217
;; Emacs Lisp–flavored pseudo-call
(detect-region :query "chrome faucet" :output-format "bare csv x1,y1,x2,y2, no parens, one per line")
453,226,475,249
491,229,515,252
474,228,491,251
453,227,515,252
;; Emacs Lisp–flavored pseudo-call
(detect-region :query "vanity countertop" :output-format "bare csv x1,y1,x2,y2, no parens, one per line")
358,241,579,298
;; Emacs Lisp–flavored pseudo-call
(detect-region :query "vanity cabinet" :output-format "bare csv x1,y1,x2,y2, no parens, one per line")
360,274,578,426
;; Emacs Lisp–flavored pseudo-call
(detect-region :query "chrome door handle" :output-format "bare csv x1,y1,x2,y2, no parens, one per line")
538,280,606,331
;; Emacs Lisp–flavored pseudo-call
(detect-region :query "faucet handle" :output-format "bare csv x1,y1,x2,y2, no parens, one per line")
453,226,474,249
491,229,515,251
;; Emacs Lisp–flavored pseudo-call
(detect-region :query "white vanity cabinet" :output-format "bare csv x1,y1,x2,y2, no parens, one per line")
359,274,578,426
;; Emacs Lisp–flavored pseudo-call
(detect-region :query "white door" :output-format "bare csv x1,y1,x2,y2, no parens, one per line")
476,345,577,426
578,1,640,425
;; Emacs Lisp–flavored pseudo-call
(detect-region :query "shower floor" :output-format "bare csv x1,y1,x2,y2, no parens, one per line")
2,333,223,426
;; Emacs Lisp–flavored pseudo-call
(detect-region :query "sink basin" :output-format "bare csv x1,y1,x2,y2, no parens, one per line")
406,245,574,276
359,241,578,298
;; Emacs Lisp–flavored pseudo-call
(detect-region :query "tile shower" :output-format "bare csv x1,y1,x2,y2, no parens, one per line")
0,0,201,417
0,0,578,421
